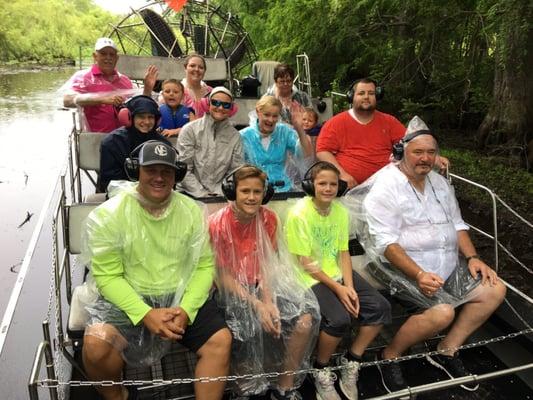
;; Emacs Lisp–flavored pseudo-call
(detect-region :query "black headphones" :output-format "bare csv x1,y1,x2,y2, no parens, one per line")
392,129,436,160
124,140,187,183
221,164,275,205
346,78,384,103
301,161,348,197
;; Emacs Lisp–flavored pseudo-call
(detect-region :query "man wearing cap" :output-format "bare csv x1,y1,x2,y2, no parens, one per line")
176,86,244,198
98,95,170,192
359,117,505,394
83,140,232,400
316,78,449,189
63,37,158,133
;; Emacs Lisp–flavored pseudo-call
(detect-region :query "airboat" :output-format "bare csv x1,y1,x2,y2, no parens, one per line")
0,1,531,399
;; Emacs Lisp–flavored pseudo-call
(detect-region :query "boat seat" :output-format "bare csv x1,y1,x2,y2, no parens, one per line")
117,54,229,82
252,60,280,96
78,131,104,173
66,203,100,341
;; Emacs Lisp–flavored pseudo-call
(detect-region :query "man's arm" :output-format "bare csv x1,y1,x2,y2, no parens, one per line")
457,230,498,286
64,92,125,108
178,208,216,323
384,243,444,296
87,208,153,325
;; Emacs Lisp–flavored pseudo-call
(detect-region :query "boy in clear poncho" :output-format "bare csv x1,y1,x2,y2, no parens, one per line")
346,116,506,394
81,141,231,400
208,165,320,400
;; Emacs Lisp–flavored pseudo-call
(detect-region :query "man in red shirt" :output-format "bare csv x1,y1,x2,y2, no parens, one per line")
316,78,404,188
317,78,448,189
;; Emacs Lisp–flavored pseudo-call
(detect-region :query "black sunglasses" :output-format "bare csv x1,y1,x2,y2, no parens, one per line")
210,99,232,109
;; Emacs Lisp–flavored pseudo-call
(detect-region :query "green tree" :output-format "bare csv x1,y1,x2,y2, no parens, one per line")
478,0,533,161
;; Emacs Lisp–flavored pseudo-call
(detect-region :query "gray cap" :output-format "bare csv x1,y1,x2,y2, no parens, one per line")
138,141,178,169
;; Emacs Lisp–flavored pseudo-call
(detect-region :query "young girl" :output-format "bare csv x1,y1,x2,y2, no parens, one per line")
158,79,195,137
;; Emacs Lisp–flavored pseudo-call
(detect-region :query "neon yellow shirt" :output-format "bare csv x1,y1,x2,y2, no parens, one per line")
285,197,349,288
86,188,215,325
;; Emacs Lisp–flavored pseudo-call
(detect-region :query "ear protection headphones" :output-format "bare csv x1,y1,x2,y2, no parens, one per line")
392,129,435,160
124,140,187,183
118,95,162,128
301,161,348,197
346,78,384,104
221,164,275,205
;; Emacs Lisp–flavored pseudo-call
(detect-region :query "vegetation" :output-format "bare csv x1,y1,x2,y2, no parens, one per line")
222,0,532,159
0,0,113,64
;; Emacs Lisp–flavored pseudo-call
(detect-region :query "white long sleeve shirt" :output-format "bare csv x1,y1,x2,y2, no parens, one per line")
363,164,469,280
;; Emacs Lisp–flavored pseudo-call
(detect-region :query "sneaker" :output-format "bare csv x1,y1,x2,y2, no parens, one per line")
375,352,407,394
337,356,359,400
312,368,341,400
426,352,479,391
270,388,303,400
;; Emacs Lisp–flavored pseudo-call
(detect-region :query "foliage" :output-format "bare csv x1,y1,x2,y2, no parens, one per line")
0,0,114,64
441,147,533,218
218,0,520,130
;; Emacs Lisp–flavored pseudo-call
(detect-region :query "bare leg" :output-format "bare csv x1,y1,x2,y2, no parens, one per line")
194,328,232,400
383,304,455,359
350,324,383,357
439,281,506,355
278,313,313,390
83,326,127,400
316,331,343,365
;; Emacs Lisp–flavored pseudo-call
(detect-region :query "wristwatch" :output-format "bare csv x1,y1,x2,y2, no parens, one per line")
466,254,480,263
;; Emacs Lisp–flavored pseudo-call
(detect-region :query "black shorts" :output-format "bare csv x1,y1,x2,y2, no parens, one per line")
311,271,392,337
180,296,228,353
88,294,227,365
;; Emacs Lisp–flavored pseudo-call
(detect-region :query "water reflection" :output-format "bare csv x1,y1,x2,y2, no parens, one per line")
0,68,76,314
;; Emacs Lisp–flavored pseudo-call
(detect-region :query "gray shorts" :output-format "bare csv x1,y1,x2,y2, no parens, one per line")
311,271,392,337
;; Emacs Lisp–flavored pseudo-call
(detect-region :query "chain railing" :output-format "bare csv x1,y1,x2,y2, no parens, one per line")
31,327,533,391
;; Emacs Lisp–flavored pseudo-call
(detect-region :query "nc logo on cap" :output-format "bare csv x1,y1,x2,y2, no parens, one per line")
155,144,168,156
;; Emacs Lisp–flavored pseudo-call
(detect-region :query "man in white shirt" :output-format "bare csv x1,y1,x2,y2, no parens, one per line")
362,117,506,394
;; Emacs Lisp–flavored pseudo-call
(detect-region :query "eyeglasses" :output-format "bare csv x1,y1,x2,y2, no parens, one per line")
210,99,232,109
276,79,293,85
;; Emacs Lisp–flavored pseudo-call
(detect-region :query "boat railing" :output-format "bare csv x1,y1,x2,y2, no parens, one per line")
296,53,312,98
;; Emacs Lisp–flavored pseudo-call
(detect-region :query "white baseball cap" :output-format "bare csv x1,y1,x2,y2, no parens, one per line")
94,37,117,51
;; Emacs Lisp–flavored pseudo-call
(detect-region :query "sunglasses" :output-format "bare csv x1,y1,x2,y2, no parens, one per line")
210,99,232,109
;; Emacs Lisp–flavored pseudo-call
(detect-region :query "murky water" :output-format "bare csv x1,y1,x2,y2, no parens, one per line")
0,68,75,315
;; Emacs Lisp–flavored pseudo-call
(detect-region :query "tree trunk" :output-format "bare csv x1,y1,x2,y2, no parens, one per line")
477,0,533,159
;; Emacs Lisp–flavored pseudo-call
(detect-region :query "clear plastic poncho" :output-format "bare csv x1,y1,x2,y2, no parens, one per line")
342,159,480,310
208,204,320,395
80,181,214,366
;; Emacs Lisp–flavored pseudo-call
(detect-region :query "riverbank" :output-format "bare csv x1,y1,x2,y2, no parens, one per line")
0,60,77,75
